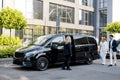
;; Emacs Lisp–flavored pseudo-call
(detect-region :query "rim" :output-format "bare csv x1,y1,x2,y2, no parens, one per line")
38,60,46,68
37,58,48,70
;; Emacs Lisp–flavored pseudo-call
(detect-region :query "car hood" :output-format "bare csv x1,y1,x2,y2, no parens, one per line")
16,45,43,53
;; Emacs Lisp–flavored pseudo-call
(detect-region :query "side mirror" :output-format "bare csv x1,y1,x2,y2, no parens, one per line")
51,43,58,50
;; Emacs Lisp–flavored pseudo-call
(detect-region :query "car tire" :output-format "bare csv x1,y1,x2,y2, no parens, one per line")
86,54,93,65
36,57,49,71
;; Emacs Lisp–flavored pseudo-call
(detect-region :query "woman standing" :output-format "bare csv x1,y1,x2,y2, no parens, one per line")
99,36,108,65
62,35,72,70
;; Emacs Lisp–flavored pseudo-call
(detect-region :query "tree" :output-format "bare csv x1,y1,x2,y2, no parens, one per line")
0,7,27,37
105,22,120,34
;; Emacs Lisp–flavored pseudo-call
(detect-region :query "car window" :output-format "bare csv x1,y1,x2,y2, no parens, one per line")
52,36,64,46
30,34,53,46
87,37,97,45
74,37,88,45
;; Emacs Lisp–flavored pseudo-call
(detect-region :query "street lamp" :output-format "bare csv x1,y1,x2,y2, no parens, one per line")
56,9,60,34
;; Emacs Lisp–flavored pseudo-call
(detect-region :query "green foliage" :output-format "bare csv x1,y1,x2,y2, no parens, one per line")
105,22,120,34
0,7,26,58
0,35,22,58
0,7,27,30
0,46,20,58
0,35,22,46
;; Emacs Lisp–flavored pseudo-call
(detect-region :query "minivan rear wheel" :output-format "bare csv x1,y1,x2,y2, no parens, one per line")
86,54,93,65
36,57,49,71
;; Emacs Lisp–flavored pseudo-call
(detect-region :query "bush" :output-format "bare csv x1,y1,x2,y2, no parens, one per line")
0,35,22,58
0,46,20,58
0,35,22,46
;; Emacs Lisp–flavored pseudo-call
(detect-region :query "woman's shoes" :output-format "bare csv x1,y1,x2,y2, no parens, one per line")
62,67,65,70
108,64,112,66
108,64,117,66
62,67,72,70
66,68,72,70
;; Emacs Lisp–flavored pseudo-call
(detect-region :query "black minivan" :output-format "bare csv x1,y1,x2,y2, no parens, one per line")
13,34,99,71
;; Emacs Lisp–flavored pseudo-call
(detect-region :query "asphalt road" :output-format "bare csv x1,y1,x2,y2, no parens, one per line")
0,59,120,80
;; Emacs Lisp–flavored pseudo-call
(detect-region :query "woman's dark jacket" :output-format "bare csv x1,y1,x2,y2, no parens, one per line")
63,43,72,56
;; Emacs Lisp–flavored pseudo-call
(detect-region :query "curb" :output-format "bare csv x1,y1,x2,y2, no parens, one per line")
0,58,12,64
0,58,12,61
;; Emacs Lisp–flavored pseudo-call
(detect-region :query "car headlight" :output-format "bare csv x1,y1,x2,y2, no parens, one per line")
25,51,38,57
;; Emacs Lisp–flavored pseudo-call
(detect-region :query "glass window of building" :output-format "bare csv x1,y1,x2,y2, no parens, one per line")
79,0,93,7
66,29,73,33
64,0,75,3
79,10,93,26
49,3,57,21
22,25,44,41
83,0,88,6
49,3,74,24
99,10,107,27
99,0,107,8
33,0,43,19
15,30,23,39
26,0,43,19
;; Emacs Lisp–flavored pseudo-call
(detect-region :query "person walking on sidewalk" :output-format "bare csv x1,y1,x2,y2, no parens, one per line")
62,35,72,70
99,36,108,65
108,35,118,66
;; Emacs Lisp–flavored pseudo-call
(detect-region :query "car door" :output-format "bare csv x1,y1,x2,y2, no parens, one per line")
74,37,89,61
87,37,99,60
51,36,65,63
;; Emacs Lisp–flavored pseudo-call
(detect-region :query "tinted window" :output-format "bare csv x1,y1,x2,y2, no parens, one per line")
87,37,96,44
74,37,88,45
52,36,64,46
31,35,53,46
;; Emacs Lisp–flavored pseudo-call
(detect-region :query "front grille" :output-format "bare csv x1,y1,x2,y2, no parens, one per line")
14,52,25,58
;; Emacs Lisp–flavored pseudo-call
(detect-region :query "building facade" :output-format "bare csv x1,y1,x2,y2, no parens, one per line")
95,0,120,41
0,0,95,41
94,0,107,41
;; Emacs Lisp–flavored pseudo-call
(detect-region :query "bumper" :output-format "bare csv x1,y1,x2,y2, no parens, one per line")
13,58,33,67
22,61,32,67
13,58,23,65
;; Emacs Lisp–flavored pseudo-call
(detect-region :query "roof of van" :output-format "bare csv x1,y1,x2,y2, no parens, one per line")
49,33,95,39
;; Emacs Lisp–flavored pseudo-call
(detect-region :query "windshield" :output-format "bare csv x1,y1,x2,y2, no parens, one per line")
31,34,54,46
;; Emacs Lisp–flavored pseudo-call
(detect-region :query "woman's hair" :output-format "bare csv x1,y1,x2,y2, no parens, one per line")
101,36,106,41
65,36,71,44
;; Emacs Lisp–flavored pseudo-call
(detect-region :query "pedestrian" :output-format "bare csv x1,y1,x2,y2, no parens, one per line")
99,36,108,65
62,35,72,70
108,35,118,66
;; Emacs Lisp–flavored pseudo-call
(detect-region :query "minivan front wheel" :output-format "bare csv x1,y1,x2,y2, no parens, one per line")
86,54,93,65
36,57,49,71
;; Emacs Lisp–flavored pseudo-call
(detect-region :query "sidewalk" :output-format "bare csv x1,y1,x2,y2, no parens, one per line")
94,59,120,67
0,58,12,65
0,58,120,67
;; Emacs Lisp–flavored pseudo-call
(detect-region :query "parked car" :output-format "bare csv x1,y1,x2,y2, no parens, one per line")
13,34,99,71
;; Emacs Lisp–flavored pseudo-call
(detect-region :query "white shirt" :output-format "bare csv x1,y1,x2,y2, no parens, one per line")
100,41,108,52
110,40,113,48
